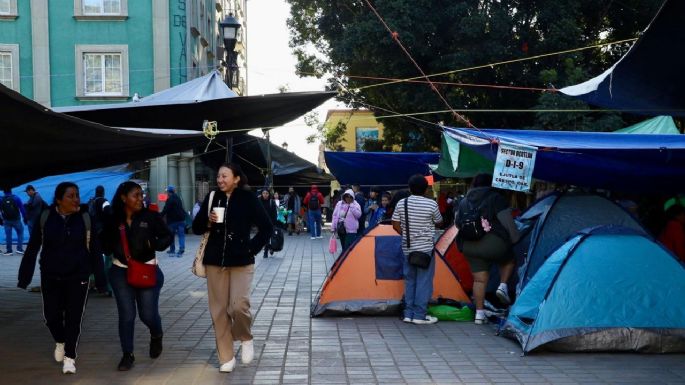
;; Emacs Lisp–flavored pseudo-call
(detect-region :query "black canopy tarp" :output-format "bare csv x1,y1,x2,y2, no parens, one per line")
200,134,333,191
560,0,685,115
0,84,206,186
56,71,336,131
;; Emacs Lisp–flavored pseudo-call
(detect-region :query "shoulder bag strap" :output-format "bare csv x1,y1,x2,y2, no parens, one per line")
118,224,131,261
207,191,216,218
404,198,411,249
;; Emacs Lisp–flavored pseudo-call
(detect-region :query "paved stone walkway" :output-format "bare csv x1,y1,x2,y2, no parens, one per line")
1,232,684,384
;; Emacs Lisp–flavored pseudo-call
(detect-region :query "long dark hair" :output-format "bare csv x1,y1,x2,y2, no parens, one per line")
219,162,248,188
53,182,78,205
111,181,142,222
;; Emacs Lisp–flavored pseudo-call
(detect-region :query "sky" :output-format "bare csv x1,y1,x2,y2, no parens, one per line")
246,0,342,164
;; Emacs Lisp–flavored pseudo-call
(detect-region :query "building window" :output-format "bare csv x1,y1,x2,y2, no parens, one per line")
84,0,120,14
84,53,122,95
355,127,379,152
0,0,18,19
74,0,127,19
0,44,19,91
75,45,129,99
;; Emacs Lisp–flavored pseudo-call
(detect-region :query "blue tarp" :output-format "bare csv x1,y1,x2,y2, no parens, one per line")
560,0,685,116
443,126,685,192
1,168,132,245
324,151,439,186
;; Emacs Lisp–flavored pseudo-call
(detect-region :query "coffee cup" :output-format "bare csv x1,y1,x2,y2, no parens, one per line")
213,207,225,223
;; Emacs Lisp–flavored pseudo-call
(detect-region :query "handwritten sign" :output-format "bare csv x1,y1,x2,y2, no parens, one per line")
492,143,537,192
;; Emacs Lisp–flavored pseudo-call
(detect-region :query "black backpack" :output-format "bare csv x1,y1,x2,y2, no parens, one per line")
456,198,486,241
1,195,20,221
308,193,320,210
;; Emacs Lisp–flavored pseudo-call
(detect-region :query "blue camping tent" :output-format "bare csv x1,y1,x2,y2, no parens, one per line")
560,0,685,116
503,226,685,353
1,168,132,245
323,151,439,186
442,126,685,192
516,192,645,294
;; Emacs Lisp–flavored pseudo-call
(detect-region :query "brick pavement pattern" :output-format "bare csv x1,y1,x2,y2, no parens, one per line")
1,232,684,384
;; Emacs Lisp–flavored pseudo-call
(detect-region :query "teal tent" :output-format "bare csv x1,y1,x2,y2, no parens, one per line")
503,226,685,353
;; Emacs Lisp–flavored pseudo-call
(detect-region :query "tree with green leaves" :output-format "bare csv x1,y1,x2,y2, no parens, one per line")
286,0,663,150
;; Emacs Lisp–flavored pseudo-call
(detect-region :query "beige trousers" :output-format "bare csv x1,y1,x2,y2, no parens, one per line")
206,264,254,364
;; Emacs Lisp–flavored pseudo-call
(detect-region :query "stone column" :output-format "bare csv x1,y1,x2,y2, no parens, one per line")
31,0,51,106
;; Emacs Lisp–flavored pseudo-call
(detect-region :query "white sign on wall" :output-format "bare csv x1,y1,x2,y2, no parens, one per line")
492,143,537,192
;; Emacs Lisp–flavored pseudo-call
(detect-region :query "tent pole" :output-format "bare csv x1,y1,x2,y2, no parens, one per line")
226,137,233,163
265,129,272,191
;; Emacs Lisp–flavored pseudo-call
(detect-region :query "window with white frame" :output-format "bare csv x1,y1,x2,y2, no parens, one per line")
0,53,12,89
74,0,127,18
83,0,120,14
0,0,10,14
75,45,128,98
0,0,17,17
84,53,122,94
0,44,19,91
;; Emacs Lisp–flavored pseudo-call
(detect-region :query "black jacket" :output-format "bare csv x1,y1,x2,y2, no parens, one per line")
102,209,172,265
161,193,186,223
260,198,277,224
457,187,510,242
192,188,272,267
18,205,103,289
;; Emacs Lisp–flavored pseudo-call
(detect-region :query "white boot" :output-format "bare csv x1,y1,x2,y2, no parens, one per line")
54,343,65,362
219,357,236,373
241,340,254,364
62,357,76,374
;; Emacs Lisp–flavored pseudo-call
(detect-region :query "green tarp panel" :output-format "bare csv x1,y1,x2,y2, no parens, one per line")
614,116,680,134
430,132,495,178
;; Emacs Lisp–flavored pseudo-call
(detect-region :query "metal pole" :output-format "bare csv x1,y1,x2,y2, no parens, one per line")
265,130,272,191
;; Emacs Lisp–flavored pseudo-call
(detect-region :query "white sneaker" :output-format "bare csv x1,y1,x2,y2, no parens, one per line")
412,315,438,325
310,237,316,240
219,358,236,373
241,340,254,364
54,342,65,362
62,357,76,374
475,311,488,325
496,288,511,305
402,317,412,323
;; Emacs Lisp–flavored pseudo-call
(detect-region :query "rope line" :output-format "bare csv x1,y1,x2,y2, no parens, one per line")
353,37,638,91
363,0,475,130
346,75,555,92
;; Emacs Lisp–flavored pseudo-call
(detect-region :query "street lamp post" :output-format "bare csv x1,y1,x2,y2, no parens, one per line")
219,13,241,162
219,13,241,89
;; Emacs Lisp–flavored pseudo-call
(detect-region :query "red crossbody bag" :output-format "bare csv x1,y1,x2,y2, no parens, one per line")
119,224,157,288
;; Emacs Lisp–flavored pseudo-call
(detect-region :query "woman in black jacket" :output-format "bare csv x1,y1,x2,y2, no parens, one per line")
192,163,272,373
102,181,172,371
259,189,277,258
18,181,104,375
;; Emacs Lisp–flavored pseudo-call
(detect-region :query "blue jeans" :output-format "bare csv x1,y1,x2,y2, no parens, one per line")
3,220,24,252
167,221,185,253
109,265,164,353
403,252,435,320
308,210,322,237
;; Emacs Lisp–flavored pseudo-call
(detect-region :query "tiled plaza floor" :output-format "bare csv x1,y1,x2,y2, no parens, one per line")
1,232,684,384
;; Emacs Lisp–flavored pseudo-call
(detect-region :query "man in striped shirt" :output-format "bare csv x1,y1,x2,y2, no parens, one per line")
392,174,443,325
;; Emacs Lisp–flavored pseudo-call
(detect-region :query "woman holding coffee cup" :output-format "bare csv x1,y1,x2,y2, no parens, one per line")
192,162,272,373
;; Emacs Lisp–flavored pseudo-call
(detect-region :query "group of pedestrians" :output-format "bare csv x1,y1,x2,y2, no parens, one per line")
7,169,546,375
1,185,48,255
13,162,273,375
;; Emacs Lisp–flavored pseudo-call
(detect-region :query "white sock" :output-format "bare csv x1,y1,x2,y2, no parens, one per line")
476,309,485,318
498,283,508,292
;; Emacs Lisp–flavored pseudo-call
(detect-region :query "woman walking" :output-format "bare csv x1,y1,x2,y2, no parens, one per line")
192,163,272,373
102,181,172,371
331,189,362,252
18,182,104,374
